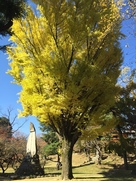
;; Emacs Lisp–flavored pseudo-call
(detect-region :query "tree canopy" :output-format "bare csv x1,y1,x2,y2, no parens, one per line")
0,117,12,139
40,124,60,157
7,0,123,179
121,0,136,19
114,68,136,131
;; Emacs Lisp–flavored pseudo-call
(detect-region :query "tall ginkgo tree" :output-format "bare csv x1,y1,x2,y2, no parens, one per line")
7,0,123,179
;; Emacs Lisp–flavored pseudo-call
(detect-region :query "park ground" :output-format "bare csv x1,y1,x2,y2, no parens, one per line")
0,153,136,181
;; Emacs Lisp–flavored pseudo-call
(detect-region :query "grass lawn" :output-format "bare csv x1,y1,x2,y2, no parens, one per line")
0,153,136,181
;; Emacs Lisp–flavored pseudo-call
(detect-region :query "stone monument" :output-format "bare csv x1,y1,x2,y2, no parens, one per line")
15,122,44,177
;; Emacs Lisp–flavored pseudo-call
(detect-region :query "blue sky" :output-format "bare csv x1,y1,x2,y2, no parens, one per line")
0,38,41,136
0,3,136,136
121,18,136,68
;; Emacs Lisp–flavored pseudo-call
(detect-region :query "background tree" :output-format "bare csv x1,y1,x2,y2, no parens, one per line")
0,116,13,173
0,0,27,51
127,0,136,18
36,136,47,156
0,117,12,139
41,126,59,157
0,131,27,173
7,1,123,179
0,108,27,173
36,136,47,168
0,107,27,133
10,132,27,170
40,124,61,169
111,70,136,169
120,0,136,19
0,0,26,34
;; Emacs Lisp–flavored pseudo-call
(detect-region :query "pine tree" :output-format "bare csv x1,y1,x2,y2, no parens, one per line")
0,0,26,51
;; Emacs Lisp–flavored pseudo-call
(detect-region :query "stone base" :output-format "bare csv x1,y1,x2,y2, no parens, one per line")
15,154,44,176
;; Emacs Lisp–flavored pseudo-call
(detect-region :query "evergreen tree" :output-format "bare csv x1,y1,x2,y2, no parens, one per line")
111,71,136,169
40,124,60,157
0,0,26,35
0,0,26,51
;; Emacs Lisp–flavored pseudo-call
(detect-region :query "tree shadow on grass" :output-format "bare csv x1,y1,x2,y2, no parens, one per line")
100,163,136,181
73,162,95,169
0,172,60,180
0,167,61,180
0,173,13,181
73,162,136,181
44,166,61,178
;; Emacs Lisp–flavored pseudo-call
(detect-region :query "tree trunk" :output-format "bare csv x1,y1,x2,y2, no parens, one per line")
117,125,129,170
61,138,74,180
123,150,128,170
0,164,6,173
0,166,4,174
56,154,61,170
96,145,101,165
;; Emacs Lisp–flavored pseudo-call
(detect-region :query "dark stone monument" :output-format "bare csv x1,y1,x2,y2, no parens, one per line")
15,122,44,176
